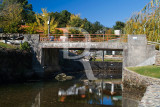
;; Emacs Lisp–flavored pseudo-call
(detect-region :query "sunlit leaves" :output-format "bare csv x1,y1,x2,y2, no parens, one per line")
0,3,22,33
124,0,160,42
36,8,58,35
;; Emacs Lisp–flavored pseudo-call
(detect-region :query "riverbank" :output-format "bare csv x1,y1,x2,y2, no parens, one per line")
0,47,35,84
123,67,160,89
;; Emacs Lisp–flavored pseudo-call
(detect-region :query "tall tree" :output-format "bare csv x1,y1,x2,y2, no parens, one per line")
67,14,83,27
36,8,58,35
113,21,125,30
67,14,83,34
58,10,71,27
0,3,22,33
81,18,92,33
0,0,35,23
50,10,71,28
91,21,104,34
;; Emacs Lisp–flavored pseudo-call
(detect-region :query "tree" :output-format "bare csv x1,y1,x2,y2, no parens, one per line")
66,14,84,34
0,3,22,33
91,21,104,34
113,21,125,30
67,14,83,27
81,18,92,33
25,22,38,34
36,8,58,35
0,0,35,23
58,10,71,27
50,10,71,28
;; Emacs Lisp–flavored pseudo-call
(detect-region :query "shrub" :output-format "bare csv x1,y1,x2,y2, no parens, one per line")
20,42,31,51
155,44,159,50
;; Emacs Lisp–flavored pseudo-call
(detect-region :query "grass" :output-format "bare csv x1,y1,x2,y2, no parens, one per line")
0,42,17,49
94,58,122,62
128,65,160,79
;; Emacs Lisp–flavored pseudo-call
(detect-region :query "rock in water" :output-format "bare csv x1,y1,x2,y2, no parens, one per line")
66,76,74,80
55,73,74,81
55,73,67,81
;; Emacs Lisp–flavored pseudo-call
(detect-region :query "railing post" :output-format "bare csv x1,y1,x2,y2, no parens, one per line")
107,34,108,41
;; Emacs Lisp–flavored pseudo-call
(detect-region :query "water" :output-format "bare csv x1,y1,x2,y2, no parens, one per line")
0,78,144,107
0,78,124,107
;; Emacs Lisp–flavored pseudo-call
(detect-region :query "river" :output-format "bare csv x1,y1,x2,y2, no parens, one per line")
0,77,144,107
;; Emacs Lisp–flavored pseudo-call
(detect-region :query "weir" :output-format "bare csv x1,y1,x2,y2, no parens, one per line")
23,34,156,77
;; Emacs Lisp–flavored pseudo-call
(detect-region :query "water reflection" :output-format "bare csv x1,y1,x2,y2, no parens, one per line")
0,79,143,107
32,92,40,107
57,80,122,106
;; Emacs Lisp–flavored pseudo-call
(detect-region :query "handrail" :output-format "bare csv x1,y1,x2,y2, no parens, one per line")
39,34,128,42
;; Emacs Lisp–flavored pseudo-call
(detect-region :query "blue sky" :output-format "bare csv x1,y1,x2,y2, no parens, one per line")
28,0,151,27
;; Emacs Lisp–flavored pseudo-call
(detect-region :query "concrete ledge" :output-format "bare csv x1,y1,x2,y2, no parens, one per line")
39,42,125,50
123,67,160,88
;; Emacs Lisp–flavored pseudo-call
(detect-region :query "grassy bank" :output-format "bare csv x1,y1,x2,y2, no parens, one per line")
128,65,160,79
0,42,17,49
94,58,122,62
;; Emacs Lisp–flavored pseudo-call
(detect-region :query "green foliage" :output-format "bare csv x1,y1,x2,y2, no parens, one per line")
76,50,84,55
0,0,35,23
25,22,38,34
50,10,71,28
0,42,17,49
67,14,83,27
0,0,109,34
0,3,23,33
91,21,104,34
36,8,58,35
20,41,30,51
124,0,160,42
155,44,160,50
113,21,125,30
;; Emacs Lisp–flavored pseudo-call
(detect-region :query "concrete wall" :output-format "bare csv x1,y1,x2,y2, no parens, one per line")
23,34,43,76
41,48,61,73
123,35,155,67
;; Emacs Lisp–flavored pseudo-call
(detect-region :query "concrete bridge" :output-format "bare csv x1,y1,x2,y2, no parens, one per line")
39,41,125,50
24,34,155,76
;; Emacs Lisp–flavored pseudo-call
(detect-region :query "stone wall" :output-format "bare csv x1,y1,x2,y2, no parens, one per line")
123,67,160,88
155,50,160,66
139,85,160,107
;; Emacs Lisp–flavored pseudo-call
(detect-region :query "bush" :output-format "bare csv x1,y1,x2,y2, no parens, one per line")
155,44,160,50
20,42,31,51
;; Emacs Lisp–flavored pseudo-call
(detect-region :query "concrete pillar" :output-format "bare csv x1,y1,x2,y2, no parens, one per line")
111,83,114,95
102,50,104,61
112,51,115,55
123,35,155,67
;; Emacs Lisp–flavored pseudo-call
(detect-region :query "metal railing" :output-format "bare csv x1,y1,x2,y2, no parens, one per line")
39,34,128,42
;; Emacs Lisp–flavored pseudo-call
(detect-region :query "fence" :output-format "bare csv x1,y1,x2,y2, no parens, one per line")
39,34,128,42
